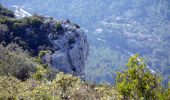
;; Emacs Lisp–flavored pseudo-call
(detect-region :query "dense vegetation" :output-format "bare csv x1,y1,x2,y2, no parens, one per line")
0,3,170,100
0,44,169,99
1,0,169,84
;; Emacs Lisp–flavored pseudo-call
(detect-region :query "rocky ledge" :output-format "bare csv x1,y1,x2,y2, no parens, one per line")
45,18,89,78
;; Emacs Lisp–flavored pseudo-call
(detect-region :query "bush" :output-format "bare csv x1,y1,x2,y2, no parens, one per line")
0,71,121,100
27,16,43,28
116,54,162,100
95,84,121,100
36,50,48,64
50,72,81,99
55,21,63,32
0,44,36,81
32,65,48,81
0,76,23,99
0,76,58,100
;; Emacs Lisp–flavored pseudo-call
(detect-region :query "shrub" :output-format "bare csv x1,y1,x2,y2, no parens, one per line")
0,71,121,100
0,44,36,81
50,72,81,99
32,65,48,81
116,54,161,100
55,21,63,32
0,76,24,99
27,16,43,28
0,76,58,100
95,84,121,100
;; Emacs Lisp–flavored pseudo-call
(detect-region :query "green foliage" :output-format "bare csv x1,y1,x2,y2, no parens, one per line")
0,3,170,100
0,76,24,99
0,76,58,100
32,65,48,81
55,21,63,32
51,72,81,99
39,50,47,58
1,0,170,85
33,50,57,81
95,84,121,100
116,54,161,100
27,15,43,27
0,44,35,81
164,90,170,100
36,50,48,64
0,73,101,99
0,17,14,27
0,72,121,100
0,53,169,99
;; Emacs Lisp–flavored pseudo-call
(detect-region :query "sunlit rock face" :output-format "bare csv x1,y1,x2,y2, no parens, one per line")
45,18,89,79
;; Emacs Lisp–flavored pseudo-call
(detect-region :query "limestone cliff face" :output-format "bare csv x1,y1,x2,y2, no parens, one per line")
37,18,89,79
46,18,89,78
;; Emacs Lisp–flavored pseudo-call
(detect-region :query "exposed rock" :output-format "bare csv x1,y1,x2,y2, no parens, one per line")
43,19,89,79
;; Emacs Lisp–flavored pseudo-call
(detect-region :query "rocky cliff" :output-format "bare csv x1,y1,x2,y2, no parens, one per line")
0,5,89,78
47,18,89,78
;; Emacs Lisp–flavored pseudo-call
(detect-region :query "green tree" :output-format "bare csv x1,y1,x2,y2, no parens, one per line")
116,54,161,100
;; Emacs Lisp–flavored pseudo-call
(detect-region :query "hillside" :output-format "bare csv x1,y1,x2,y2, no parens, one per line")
1,0,170,84
0,5,170,100
0,4,89,79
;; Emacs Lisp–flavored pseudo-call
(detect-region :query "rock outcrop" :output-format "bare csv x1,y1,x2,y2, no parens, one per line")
0,5,89,78
46,18,89,78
